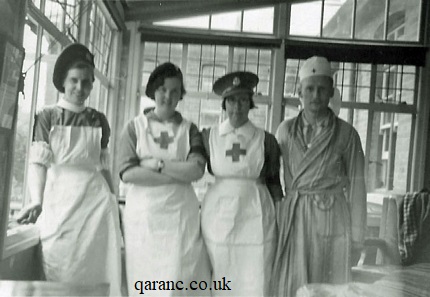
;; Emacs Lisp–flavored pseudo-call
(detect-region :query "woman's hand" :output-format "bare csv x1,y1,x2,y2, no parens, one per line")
16,202,42,224
140,157,160,171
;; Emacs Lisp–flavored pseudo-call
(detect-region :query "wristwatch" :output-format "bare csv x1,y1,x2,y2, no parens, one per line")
157,159,165,173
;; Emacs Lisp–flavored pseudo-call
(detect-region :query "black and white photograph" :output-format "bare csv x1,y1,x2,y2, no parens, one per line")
0,0,429,296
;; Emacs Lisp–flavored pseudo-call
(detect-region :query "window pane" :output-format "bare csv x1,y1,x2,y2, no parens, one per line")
375,64,416,105
186,45,202,91
211,11,241,31
367,112,411,192
45,0,64,31
99,85,108,115
337,109,368,152
10,24,37,219
284,59,301,97
89,3,113,76
290,1,322,37
198,99,222,129
200,45,228,92
170,43,183,67
37,31,61,109
87,79,100,110
283,105,300,121
323,0,352,38
64,0,79,41
141,42,184,93
355,0,386,40
32,0,41,9
257,50,271,96
155,15,210,29
243,7,274,34
334,62,372,103
388,0,420,42
233,48,271,96
249,103,268,130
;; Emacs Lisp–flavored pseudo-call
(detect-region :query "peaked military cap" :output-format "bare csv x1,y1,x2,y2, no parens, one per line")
213,71,259,98
53,43,95,93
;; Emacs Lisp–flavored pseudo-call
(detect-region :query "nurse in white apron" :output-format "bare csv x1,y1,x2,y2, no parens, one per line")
201,72,283,296
119,62,210,296
18,43,122,296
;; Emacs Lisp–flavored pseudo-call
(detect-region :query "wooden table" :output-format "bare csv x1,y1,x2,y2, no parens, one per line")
0,280,109,296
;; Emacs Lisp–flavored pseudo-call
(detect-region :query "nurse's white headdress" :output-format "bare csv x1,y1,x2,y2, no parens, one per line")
299,56,332,81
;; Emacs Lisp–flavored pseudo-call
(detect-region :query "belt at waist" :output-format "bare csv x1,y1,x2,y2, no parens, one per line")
289,187,345,197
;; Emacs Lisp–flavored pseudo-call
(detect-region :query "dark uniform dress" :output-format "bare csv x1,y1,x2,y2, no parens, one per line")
29,98,122,296
201,119,283,296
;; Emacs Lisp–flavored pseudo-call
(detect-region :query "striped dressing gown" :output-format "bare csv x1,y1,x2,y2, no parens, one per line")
273,110,366,297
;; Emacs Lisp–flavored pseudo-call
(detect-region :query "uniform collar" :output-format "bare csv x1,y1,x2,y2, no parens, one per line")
57,98,86,113
219,119,255,136
144,107,183,125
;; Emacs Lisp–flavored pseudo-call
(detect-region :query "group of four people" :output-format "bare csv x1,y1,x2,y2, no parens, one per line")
18,43,366,297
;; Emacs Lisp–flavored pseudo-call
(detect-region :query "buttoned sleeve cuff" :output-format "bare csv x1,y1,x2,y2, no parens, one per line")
29,141,53,167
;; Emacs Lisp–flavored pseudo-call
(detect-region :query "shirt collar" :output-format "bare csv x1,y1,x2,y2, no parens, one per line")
219,119,255,136
144,107,183,125
57,98,86,113
301,111,329,129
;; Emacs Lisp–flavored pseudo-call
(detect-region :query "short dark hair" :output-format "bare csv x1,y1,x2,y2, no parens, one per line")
145,62,186,100
222,93,256,110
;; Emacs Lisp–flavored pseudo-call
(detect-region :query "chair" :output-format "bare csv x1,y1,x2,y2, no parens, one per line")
352,194,402,282
352,191,430,283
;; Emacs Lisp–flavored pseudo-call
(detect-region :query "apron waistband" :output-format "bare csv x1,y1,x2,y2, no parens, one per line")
50,164,99,172
215,176,264,184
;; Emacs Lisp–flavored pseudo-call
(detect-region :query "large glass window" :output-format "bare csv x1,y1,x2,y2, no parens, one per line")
290,0,422,42
155,7,274,34
44,0,79,42
283,58,418,194
140,41,272,131
89,2,114,76
10,21,63,221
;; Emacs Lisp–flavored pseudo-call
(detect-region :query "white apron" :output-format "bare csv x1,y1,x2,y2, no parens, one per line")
201,120,276,296
124,114,210,297
37,125,122,296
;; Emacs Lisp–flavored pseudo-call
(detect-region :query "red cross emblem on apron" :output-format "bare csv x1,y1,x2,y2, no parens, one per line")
154,131,174,149
225,143,247,162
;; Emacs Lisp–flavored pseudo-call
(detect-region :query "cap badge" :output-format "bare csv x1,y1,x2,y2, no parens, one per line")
233,76,240,86
312,68,316,73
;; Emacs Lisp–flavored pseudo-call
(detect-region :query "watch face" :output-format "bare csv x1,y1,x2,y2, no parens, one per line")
158,160,165,172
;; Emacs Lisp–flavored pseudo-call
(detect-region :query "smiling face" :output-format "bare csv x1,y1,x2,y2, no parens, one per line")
154,76,182,119
225,92,251,128
298,75,334,116
62,65,94,105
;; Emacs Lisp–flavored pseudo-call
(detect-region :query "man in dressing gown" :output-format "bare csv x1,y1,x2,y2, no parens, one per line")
273,56,366,297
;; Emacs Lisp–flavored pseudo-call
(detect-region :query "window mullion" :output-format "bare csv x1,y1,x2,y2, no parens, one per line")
364,64,378,181
383,0,390,41
351,0,357,39
320,0,325,37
